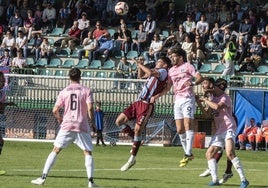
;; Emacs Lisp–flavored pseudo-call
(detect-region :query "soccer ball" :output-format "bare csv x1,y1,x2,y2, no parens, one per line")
115,1,129,16
110,140,117,146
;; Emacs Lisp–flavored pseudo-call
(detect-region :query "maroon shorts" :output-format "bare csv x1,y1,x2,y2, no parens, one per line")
123,100,154,126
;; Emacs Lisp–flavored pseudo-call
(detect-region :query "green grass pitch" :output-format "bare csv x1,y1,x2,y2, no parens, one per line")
0,141,267,188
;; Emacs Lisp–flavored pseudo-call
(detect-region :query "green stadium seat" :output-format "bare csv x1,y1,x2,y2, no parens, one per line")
249,77,260,86
47,27,64,36
47,58,61,68
61,59,74,68
199,63,212,73
261,78,268,87
101,60,115,70
126,50,138,60
107,28,116,37
131,30,139,39
56,48,71,57
255,65,268,75
26,57,35,67
75,59,89,69
35,58,48,67
212,64,225,74
88,60,101,69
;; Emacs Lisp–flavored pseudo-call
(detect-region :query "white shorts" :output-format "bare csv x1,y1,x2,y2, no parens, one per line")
174,96,196,119
210,130,236,148
54,129,93,151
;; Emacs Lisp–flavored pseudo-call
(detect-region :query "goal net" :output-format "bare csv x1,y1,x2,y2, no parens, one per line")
2,73,180,145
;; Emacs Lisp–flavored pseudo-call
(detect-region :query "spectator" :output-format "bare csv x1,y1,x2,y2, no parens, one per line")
92,21,107,40
131,24,147,55
11,49,26,68
40,38,53,62
89,33,114,62
143,14,156,44
183,14,196,39
6,2,17,24
205,6,218,29
135,7,148,29
0,49,12,67
94,0,108,21
78,31,98,61
106,0,118,26
0,30,15,57
115,24,132,55
235,36,248,66
181,34,194,63
255,120,268,151
8,9,23,38
23,9,35,40
57,1,71,33
244,35,262,69
95,101,106,146
217,4,229,25
221,35,237,77
19,0,29,21
60,21,81,53
166,24,187,48
195,14,209,45
30,32,43,61
238,17,252,44
144,33,163,66
33,4,43,31
159,2,176,30
113,56,132,89
238,118,258,150
145,0,160,19
15,30,28,58
42,2,56,33
78,12,90,41
192,35,206,69
260,31,268,58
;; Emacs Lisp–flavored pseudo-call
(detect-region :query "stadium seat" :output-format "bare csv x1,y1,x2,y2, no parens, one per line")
107,28,116,37
131,30,139,39
161,30,169,39
207,53,221,63
54,70,67,77
35,58,48,67
56,48,71,57
48,38,55,46
126,50,138,60
88,60,101,69
28,38,35,46
199,63,212,73
212,64,225,74
39,69,52,76
47,58,61,68
113,50,124,59
61,28,70,37
109,72,116,78
47,27,64,36
95,71,107,78
255,65,268,75
101,60,115,70
26,57,35,67
61,59,74,68
75,59,89,69
82,71,93,78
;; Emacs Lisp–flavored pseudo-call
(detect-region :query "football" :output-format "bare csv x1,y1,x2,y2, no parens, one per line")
115,1,129,16
110,140,117,146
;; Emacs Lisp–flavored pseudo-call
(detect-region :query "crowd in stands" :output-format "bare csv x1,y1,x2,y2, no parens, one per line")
0,0,268,76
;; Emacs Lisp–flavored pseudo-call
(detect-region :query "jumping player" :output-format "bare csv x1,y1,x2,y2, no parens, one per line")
116,56,172,171
154,47,204,167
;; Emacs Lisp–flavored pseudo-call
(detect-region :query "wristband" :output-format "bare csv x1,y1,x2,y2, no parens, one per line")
192,81,196,86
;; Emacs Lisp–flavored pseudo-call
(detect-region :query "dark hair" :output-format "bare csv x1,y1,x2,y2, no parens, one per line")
159,56,172,68
203,77,215,84
69,68,81,82
170,47,187,62
215,78,228,91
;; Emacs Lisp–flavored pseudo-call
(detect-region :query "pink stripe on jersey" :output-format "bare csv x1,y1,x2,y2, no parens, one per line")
168,62,198,99
55,83,94,133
